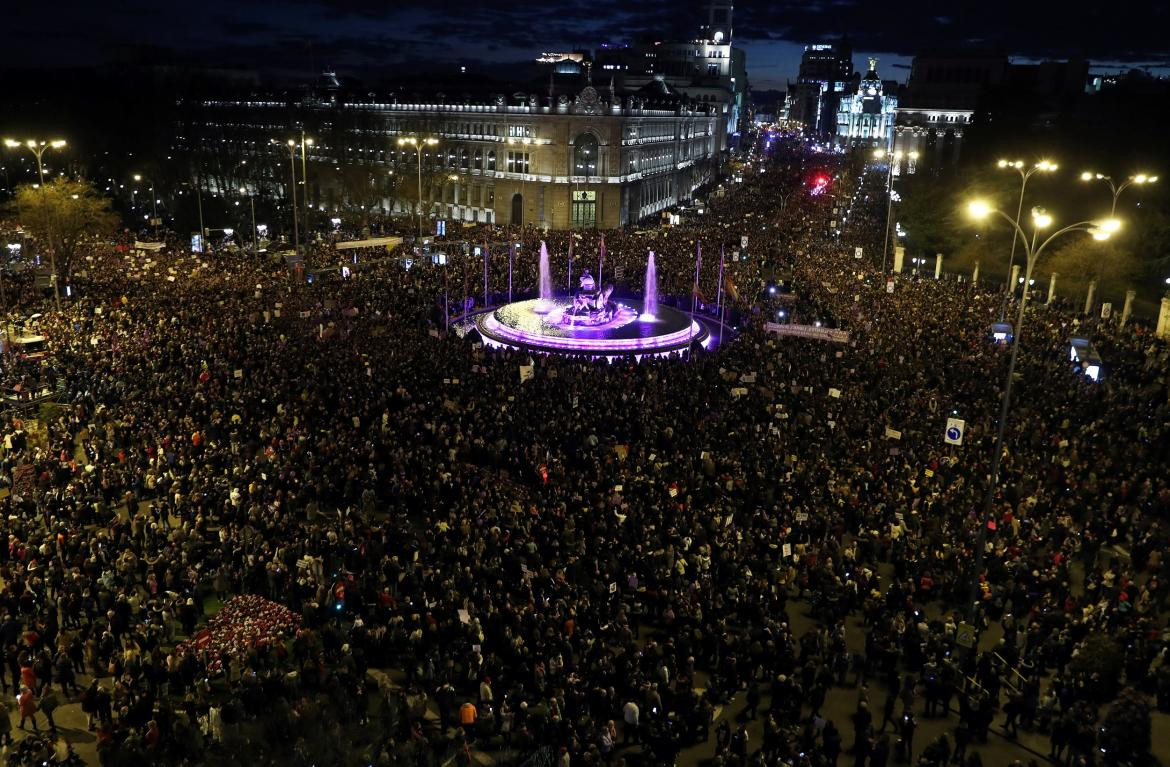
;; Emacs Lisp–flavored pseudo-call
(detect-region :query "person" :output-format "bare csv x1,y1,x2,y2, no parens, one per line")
0,697,13,746
952,720,971,764
81,678,99,730
622,698,640,745
39,687,61,733
17,685,37,730
459,700,477,740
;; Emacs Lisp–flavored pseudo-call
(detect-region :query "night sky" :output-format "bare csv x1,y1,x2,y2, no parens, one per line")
9,0,1170,90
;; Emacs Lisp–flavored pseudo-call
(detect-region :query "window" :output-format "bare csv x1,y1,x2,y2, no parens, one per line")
460,149,469,169
507,125,532,138
474,149,483,170
573,133,599,176
506,151,530,173
447,151,456,168
487,150,496,171
708,64,719,76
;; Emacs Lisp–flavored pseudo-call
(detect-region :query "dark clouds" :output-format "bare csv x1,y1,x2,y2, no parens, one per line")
5,0,1168,88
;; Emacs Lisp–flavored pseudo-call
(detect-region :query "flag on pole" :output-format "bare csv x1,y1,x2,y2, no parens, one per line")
691,241,703,311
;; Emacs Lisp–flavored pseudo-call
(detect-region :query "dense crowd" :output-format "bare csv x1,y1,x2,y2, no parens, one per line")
0,133,1167,767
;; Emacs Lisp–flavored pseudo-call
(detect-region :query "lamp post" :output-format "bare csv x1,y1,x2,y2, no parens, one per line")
1080,170,1158,216
963,200,1119,633
299,131,314,235
874,148,916,274
398,136,439,237
4,139,66,311
239,187,257,255
273,139,301,255
996,159,1058,317
134,173,159,239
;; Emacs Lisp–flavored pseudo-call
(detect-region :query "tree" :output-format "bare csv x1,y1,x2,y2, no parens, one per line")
1099,687,1152,765
1043,235,1139,301
5,177,120,283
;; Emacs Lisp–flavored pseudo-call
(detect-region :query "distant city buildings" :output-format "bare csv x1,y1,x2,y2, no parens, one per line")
786,42,855,140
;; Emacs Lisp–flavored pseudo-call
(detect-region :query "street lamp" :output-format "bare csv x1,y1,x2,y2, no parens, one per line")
1080,170,1158,215
239,187,257,255
134,173,159,240
874,147,917,274
398,136,439,237
272,139,302,255
4,138,66,311
963,199,1118,632
995,159,1058,315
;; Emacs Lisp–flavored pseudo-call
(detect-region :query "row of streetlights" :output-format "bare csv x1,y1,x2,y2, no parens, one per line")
962,184,1123,632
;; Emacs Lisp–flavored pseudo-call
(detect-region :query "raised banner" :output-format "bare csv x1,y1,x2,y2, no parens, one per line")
764,322,850,344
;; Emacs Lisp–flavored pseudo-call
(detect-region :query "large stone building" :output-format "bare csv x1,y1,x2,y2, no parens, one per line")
592,1,748,150
178,74,721,230
835,59,898,149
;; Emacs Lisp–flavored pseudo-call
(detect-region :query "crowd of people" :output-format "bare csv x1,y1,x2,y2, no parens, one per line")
0,131,1167,767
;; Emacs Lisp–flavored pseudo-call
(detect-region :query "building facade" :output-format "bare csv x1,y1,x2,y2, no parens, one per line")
835,59,897,149
787,42,854,139
178,82,720,230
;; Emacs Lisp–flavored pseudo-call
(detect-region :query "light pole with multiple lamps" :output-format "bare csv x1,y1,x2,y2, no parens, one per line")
873,148,917,273
273,139,302,255
398,136,439,237
962,199,1119,631
4,138,66,311
995,159,1058,317
239,187,258,255
134,173,159,240
1080,170,1158,215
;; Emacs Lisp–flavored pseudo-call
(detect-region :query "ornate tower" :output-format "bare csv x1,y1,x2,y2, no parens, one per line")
705,1,733,43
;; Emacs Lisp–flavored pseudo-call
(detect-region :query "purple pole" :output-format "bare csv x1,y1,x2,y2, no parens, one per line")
508,243,514,303
483,242,488,308
567,236,574,292
716,244,725,327
691,241,702,316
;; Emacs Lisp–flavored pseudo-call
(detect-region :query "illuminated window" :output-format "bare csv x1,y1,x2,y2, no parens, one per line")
474,149,483,170
487,150,496,171
460,149,469,169
573,133,598,176
506,152,530,173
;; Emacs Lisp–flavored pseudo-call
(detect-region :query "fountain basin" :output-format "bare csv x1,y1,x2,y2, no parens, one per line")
475,298,706,357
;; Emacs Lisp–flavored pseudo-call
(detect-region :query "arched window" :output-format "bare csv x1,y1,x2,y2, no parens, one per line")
474,149,483,170
573,133,599,176
460,149,469,169
487,150,496,171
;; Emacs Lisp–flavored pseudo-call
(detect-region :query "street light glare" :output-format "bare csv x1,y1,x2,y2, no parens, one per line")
1031,208,1052,228
873,149,886,159
50,140,66,148
967,200,992,219
134,174,142,181
4,139,20,148
1099,218,1122,232
1080,171,1093,181
1092,231,1111,241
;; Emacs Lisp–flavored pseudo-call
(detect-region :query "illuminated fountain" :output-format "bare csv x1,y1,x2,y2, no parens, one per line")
468,243,715,358
642,251,658,321
534,240,554,313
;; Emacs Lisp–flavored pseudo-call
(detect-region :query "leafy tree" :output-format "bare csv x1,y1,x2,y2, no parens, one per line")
5,177,119,282
1099,687,1152,765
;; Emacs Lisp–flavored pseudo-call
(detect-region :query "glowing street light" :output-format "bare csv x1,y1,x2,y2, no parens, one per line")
963,199,1116,633
3,137,67,310
1080,170,1158,215
398,136,440,237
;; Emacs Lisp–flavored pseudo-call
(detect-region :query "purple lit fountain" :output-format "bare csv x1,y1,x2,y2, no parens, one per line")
534,240,554,313
474,256,710,358
642,251,658,321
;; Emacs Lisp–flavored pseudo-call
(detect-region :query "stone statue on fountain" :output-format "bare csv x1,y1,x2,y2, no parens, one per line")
563,269,616,326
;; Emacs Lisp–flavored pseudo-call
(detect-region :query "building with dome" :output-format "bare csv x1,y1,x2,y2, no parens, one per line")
835,59,898,150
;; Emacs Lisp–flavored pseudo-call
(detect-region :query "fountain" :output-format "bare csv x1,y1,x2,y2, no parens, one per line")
471,247,710,358
642,250,658,321
534,240,554,313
